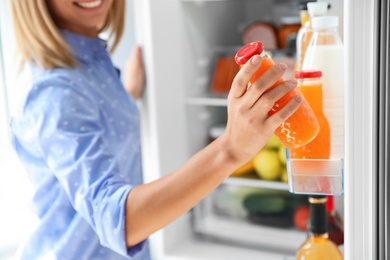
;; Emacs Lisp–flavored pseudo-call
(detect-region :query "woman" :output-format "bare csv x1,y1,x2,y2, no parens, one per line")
9,0,301,259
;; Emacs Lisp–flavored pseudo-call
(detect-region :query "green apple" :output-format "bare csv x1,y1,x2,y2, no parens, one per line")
253,149,281,181
265,135,282,150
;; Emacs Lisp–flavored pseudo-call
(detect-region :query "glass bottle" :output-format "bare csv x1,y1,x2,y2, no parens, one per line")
296,196,343,259
326,195,344,246
290,70,330,159
235,41,320,149
302,15,345,159
296,2,329,71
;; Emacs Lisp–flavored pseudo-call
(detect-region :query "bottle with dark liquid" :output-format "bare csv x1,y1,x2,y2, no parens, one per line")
296,195,343,259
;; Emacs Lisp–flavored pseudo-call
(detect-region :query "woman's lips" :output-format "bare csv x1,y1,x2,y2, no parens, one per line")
74,0,102,9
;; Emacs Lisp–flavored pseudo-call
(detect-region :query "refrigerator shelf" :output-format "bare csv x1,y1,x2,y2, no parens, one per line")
193,209,306,254
224,176,289,191
186,95,228,107
286,158,344,196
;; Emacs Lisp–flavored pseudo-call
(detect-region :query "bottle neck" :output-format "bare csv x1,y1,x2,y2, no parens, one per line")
308,196,328,235
260,50,271,59
297,78,323,113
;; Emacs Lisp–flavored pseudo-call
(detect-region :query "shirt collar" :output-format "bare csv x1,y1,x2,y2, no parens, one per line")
60,30,108,62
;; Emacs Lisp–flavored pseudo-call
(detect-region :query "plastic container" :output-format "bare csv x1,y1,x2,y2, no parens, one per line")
286,157,344,195
302,16,345,160
290,70,330,159
234,41,319,149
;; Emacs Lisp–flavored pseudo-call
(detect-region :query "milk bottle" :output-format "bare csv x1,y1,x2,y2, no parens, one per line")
302,16,344,159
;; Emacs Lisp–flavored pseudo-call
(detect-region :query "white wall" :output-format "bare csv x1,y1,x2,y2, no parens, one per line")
0,1,32,257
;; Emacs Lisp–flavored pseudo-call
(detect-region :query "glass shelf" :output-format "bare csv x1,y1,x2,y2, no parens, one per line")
186,95,228,107
224,171,289,191
286,158,344,196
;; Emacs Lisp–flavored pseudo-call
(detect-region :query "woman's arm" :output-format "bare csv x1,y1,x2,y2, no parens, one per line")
125,55,301,247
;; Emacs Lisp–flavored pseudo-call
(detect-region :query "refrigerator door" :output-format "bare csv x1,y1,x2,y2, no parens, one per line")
377,0,389,259
344,0,387,259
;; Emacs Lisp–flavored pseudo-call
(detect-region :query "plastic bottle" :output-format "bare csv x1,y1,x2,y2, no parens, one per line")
296,196,343,260
295,2,329,71
290,70,330,159
234,41,319,149
302,16,344,159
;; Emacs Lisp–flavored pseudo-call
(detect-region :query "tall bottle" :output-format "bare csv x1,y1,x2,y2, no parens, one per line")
235,41,320,149
302,15,344,159
296,196,343,259
295,2,329,71
290,70,330,159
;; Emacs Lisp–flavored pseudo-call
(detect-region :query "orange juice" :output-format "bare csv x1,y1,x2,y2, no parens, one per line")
290,70,330,159
235,42,319,149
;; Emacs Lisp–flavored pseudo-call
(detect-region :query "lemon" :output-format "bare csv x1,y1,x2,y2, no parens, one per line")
253,149,281,181
265,135,282,150
278,147,287,165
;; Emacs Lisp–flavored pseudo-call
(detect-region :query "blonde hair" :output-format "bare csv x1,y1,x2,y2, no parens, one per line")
10,0,125,70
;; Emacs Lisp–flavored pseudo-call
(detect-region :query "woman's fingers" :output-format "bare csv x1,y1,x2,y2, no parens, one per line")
265,94,302,129
244,63,287,108
252,79,298,113
229,55,262,99
223,57,303,163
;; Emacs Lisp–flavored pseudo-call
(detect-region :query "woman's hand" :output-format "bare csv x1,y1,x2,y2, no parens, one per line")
124,46,145,99
220,54,302,163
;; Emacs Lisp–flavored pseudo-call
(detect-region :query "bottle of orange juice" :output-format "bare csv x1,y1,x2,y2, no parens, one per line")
234,41,319,149
290,70,330,159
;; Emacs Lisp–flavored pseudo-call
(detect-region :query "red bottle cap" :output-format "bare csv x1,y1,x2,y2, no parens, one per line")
235,41,264,65
294,70,322,79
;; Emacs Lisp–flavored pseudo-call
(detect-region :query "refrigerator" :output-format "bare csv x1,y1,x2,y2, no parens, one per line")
0,0,388,259
125,0,389,259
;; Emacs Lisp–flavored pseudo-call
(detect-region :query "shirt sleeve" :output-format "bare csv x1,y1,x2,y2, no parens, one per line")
19,81,145,258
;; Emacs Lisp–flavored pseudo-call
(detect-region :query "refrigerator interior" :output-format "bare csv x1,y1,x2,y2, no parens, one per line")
135,0,345,259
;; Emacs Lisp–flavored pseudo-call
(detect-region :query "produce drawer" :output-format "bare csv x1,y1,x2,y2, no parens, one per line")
192,184,309,254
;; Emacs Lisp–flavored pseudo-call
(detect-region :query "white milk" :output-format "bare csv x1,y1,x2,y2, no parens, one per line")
303,44,344,159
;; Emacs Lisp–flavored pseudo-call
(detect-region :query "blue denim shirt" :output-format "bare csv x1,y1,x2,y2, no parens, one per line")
10,30,150,260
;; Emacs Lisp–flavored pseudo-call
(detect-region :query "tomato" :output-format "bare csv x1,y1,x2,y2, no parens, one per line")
294,205,310,231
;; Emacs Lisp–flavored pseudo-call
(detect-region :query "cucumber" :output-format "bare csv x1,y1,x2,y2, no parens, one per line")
243,193,287,215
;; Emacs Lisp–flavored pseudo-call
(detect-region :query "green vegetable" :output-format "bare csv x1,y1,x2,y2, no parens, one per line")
243,193,287,215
